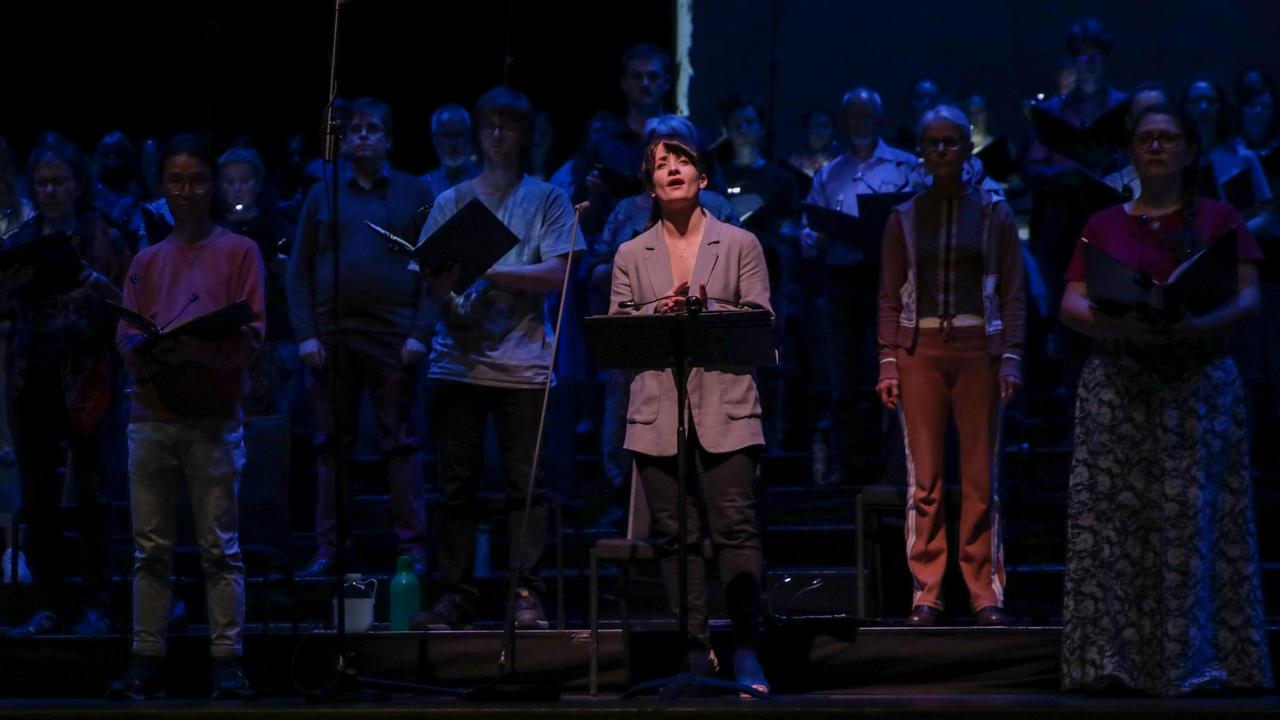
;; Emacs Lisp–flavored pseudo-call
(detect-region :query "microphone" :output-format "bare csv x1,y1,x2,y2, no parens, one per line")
617,294,763,313
158,293,200,333
1138,214,1150,225
574,200,591,213
617,295,675,310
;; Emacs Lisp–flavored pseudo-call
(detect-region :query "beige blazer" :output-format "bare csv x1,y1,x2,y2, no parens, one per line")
609,211,773,457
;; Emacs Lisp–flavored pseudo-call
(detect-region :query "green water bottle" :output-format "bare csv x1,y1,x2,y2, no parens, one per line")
389,555,421,631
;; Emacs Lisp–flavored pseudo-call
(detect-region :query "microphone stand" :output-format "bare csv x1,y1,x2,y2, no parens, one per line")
462,201,587,702
302,1,463,701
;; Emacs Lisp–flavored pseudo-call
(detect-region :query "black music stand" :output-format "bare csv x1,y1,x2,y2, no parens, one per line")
584,309,776,699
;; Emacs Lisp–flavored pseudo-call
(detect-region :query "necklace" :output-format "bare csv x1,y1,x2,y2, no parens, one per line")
666,236,699,258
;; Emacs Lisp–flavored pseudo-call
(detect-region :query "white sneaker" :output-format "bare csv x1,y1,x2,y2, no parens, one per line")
1,548,32,584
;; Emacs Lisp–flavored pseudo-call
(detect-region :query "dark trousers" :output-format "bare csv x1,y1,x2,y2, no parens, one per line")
824,263,878,483
430,381,548,607
634,432,763,649
309,331,425,559
10,365,110,612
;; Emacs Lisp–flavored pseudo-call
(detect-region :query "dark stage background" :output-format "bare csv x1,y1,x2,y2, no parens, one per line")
0,0,675,172
689,0,1280,158
6,1,1278,169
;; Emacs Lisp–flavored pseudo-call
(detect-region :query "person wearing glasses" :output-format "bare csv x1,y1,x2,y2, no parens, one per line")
109,134,265,700
1,135,131,638
286,97,436,579
1059,105,1272,695
876,105,1025,628
413,87,584,632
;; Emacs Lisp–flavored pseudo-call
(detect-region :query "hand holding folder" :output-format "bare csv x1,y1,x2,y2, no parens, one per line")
371,197,520,294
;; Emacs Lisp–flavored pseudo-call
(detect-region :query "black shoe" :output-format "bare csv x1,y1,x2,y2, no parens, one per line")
514,586,549,630
211,658,254,700
71,607,113,636
107,654,165,700
412,592,468,630
974,605,1011,627
9,610,58,636
297,554,336,578
905,604,941,627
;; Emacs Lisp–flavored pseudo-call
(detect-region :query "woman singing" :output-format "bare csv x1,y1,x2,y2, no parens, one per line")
609,134,772,694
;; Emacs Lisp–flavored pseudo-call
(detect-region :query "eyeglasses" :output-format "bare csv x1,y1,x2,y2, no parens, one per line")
1133,132,1185,149
164,175,212,195
345,122,386,139
919,137,964,154
32,176,73,191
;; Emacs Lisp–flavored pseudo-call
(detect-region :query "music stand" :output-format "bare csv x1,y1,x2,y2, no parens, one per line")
583,309,776,699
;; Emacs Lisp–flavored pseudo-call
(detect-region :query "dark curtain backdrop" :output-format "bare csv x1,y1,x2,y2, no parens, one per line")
689,0,1280,157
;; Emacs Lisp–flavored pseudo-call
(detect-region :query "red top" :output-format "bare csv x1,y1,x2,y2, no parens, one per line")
1066,198,1263,284
116,227,266,421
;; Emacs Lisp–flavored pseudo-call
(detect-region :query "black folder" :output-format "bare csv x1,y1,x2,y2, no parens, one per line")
1084,229,1238,319
108,299,257,346
1030,102,1128,167
974,135,1015,182
0,231,84,301
396,197,522,294
802,191,914,249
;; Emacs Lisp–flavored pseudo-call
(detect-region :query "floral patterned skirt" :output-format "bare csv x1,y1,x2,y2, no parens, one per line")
1062,342,1273,695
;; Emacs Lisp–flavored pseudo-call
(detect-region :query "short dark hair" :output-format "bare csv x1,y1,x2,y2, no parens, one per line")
641,135,708,192
473,86,534,137
620,43,673,77
27,132,93,215
801,106,835,129
345,97,393,140
1238,66,1280,141
1066,18,1115,57
1180,72,1237,140
162,133,215,169
718,92,766,129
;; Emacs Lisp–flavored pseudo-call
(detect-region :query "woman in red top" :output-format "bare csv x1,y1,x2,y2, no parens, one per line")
1059,104,1272,695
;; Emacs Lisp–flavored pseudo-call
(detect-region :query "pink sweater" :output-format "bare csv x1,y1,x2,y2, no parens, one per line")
116,227,266,421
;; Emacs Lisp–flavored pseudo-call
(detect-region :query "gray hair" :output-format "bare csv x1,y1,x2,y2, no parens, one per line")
431,104,471,134
216,147,265,180
840,87,883,115
916,104,972,141
642,114,699,146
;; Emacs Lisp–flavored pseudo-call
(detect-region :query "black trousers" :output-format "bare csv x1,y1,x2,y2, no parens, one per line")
430,381,548,609
634,428,763,649
824,263,878,483
10,363,111,612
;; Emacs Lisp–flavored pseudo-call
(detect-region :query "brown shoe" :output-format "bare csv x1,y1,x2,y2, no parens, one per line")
905,604,941,627
974,605,1011,626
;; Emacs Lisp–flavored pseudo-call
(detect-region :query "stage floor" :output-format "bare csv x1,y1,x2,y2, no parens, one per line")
2,692,1279,719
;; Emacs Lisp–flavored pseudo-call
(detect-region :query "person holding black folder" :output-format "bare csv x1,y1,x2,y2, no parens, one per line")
108,134,264,700
2,135,131,637
1024,18,1128,334
1058,105,1272,696
414,87,583,631
876,106,1024,628
800,86,916,487
610,133,772,694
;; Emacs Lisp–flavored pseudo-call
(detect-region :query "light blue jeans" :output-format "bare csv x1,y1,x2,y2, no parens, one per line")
128,419,245,658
